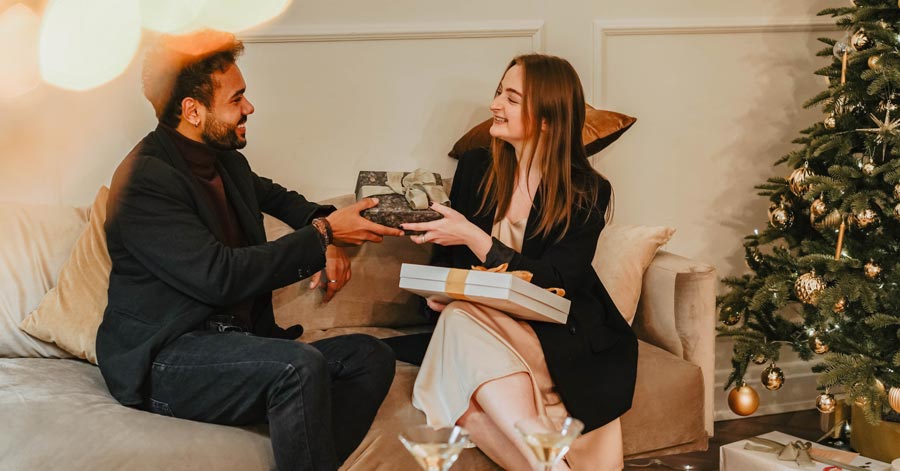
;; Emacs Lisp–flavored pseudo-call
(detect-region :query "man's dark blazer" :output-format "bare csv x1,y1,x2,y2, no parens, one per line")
97,125,334,407
431,147,638,432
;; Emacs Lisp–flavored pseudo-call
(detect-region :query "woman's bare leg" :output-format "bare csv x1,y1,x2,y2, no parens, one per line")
565,418,623,471
458,400,532,470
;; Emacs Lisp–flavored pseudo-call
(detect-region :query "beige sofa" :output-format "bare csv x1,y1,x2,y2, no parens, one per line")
0,195,716,470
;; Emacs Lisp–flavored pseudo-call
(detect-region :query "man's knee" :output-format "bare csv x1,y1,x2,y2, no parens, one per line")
270,340,329,384
342,334,396,381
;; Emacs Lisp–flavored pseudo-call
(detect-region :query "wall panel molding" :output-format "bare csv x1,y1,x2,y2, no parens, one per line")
241,20,545,51
591,17,839,105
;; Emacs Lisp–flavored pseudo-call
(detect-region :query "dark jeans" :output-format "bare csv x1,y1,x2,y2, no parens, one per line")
146,331,396,471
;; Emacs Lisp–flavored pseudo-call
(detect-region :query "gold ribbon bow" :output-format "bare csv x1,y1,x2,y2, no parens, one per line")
358,169,450,210
470,264,566,297
743,436,869,471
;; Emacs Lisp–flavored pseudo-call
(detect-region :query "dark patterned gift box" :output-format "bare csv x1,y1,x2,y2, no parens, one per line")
355,169,449,231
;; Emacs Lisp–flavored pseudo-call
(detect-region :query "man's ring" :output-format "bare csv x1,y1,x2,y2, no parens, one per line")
328,279,337,283
420,234,427,243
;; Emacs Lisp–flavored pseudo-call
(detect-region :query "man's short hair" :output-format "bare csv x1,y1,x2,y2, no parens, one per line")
142,30,245,127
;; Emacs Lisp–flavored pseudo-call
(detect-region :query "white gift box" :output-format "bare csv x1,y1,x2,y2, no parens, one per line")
398,263,570,324
719,431,891,471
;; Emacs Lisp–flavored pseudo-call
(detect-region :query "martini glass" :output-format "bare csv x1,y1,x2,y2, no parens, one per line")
398,425,470,471
515,416,584,471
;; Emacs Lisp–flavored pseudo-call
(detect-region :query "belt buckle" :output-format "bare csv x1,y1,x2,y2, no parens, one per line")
216,323,244,334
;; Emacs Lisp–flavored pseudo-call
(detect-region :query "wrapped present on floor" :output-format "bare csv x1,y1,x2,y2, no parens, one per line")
719,430,891,471
355,169,450,230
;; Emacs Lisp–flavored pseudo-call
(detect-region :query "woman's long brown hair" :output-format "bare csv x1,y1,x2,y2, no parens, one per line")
479,54,611,242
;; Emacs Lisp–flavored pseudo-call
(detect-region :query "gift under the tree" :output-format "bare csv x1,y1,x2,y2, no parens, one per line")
354,169,449,230
719,431,891,471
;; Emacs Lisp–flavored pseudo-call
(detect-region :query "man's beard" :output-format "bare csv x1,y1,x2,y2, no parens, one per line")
202,114,246,151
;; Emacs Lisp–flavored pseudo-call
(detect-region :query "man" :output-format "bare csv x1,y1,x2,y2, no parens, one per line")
96,30,404,471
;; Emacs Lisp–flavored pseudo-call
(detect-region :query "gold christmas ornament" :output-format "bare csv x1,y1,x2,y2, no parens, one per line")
894,202,900,220
809,334,829,354
814,209,842,230
824,114,837,129
889,387,900,413
876,379,886,395
834,297,847,313
788,163,815,196
721,306,742,326
727,383,760,416
868,54,882,70
864,260,882,279
816,392,837,413
795,270,826,305
768,202,794,230
810,198,827,220
862,162,877,175
762,363,785,390
751,353,768,365
851,30,871,50
850,208,879,229
894,183,900,200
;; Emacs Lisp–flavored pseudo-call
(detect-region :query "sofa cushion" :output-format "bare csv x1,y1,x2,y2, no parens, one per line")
0,200,87,359
20,187,110,364
0,358,273,470
270,194,433,331
592,224,675,324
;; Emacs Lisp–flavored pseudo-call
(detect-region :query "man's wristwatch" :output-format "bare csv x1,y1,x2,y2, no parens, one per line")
311,217,333,250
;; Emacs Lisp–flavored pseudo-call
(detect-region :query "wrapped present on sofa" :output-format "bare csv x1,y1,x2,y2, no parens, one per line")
355,169,450,230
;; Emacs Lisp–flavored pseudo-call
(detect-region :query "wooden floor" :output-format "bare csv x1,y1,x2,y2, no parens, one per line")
623,409,824,470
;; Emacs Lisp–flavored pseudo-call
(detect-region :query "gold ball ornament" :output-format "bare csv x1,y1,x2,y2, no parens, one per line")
894,183,900,200
768,203,794,229
824,115,837,129
810,198,827,219
809,334,829,354
894,202,900,220
814,209,842,230
728,383,760,416
816,392,837,413
788,164,815,196
862,162,876,176
851,30,871,50
864,260,882,279
751,353,768,365
794,270,826,305
762,363,785,391
721,306,742,326
833,297,847,313
850,208,879,229
868,54,882,70
889,387,900,413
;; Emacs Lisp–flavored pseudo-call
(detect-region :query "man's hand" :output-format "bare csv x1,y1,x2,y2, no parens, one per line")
308,246,351,302
326,198,404,245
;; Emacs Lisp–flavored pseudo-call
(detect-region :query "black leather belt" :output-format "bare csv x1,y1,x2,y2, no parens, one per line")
203,315,252,335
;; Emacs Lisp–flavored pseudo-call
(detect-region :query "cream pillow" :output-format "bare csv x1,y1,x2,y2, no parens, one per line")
20,187,111,364
0,201,88,358
592,223,675,324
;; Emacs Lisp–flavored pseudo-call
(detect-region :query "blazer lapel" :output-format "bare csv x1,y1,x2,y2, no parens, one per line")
217,159,266,245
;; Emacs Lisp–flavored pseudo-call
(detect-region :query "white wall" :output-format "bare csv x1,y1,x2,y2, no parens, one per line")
1,0,840,417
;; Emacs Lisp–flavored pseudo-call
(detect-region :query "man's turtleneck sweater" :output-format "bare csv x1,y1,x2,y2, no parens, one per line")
161,124,254,329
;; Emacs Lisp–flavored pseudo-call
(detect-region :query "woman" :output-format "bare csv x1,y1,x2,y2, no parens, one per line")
400,54,637,471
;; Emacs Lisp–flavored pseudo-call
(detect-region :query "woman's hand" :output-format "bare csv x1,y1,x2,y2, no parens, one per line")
308,245,351,302
402,202,493,261
425,296,448,313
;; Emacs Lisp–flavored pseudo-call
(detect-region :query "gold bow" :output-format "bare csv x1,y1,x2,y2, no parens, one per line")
471,263,566,297
743,436,868,471
358,169,450,210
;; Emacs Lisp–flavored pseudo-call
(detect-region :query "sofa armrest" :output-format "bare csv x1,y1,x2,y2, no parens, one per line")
633,250,716,436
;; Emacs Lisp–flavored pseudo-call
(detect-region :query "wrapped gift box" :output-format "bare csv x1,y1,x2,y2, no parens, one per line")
355,170,448,230
398,263,570,324
719,431,891,471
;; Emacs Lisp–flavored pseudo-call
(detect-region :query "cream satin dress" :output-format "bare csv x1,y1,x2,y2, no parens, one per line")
412,218,610,469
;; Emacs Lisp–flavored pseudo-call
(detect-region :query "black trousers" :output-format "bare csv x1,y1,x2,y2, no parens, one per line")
145,331,396,471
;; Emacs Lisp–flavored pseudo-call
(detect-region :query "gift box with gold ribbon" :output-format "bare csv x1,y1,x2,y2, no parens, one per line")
719,431,891,471
355,169,450,230
398,263,570,324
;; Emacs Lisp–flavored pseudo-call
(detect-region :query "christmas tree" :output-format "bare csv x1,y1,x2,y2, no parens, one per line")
718,0,900,425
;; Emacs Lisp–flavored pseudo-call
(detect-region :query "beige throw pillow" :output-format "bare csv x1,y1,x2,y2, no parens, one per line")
592,223,675,324
20,187,111,364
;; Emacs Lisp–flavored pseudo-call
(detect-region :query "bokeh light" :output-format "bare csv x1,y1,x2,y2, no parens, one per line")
139,0,208,34
39,0,141,91
195,0,292,33
0,3,41,99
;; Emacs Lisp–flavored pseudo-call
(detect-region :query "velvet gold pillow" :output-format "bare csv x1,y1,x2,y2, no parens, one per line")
592,223,676,324
449,104,636,159
20,187,111,364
